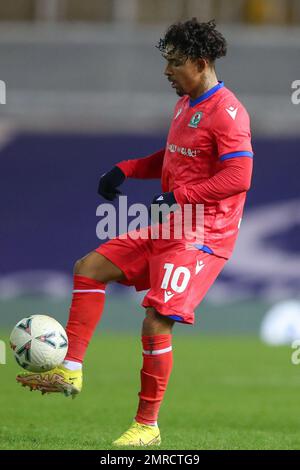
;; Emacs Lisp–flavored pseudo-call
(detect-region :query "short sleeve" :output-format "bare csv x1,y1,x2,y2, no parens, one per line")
213,102,253,162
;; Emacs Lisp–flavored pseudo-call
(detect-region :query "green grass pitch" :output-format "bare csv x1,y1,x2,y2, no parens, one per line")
0,332,300,450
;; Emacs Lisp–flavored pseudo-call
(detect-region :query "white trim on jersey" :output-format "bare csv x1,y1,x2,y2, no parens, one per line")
73,289,106,294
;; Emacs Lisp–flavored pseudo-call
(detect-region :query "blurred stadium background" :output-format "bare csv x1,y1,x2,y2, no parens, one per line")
1,0,299,336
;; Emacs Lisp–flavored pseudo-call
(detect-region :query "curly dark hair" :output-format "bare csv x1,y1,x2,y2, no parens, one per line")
157,18,227,63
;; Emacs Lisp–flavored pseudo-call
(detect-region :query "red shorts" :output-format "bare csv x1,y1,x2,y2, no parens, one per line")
96,227,227,325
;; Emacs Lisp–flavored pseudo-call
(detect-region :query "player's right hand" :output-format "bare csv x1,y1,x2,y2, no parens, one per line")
98,166,126,201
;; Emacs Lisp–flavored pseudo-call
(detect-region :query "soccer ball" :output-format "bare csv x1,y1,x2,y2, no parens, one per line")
260,300,300,346
10,315,68,372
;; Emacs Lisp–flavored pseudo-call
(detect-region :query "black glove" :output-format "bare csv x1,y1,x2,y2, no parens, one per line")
149,191,178,223
98,166,125,201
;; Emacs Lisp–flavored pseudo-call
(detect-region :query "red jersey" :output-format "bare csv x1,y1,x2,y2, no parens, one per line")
117,81,253,259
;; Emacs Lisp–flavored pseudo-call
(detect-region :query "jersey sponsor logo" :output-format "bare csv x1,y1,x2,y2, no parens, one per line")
226,106,238,120
156,195,164,201
167,142,201,158
195,260,205,274
188,111,202,128
174,108,182,119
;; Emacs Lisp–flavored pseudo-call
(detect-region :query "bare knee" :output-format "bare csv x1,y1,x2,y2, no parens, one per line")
74,258,84,274
142,307,174,336
74,251,125,283
74,254,101,279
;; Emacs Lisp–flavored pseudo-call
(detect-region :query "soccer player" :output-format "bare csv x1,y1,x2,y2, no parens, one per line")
17,19,253,446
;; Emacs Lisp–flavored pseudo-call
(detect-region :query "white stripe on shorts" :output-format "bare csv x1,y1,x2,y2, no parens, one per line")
143,346,172,356
73,289,106,294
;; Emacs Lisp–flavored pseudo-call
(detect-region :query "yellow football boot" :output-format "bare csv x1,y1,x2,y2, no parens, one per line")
113,421,161,447
16,365,82,398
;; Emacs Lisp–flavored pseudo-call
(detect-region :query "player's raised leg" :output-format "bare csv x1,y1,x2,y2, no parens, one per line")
16,252,125,396
113,307,174,446
64,252,124,366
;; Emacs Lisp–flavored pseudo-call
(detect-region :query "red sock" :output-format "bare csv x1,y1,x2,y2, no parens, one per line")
65,275,106,363
135,335,173,426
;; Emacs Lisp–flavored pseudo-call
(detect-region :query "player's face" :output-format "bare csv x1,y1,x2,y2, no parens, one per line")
163,51,204,98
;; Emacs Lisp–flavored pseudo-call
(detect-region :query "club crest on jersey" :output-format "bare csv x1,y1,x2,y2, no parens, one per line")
188,112,202,128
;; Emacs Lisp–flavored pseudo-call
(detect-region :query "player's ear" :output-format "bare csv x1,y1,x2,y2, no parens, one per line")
195,58,207,73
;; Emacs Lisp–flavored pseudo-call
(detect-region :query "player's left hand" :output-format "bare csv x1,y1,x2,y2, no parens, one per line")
151,192,177,207
149,191,178,223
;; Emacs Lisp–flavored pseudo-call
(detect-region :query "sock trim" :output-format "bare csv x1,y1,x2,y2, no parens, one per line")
135,419,158,427
143,346,172,356
63,360,83,370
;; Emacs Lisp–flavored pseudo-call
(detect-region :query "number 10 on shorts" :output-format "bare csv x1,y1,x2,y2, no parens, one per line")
161,263,191,293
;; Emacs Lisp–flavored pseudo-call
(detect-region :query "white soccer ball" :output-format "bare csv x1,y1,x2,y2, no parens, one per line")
10,315,68,372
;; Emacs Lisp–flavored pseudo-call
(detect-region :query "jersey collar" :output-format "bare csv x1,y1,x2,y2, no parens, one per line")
189,81,224,107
